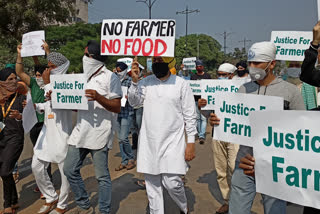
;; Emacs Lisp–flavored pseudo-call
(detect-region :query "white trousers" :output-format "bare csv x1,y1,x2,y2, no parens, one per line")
144,173,188,214
31,155,70,209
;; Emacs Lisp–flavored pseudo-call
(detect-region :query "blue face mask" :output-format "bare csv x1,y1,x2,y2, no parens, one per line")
218,77,229,80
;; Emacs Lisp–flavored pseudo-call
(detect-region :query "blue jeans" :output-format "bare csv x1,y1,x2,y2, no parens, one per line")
63,145,111,214
229,162,286,214
195,102,207,139
117,117,134,165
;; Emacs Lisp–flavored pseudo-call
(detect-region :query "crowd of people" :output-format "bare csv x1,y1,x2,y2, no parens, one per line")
1,19,320,214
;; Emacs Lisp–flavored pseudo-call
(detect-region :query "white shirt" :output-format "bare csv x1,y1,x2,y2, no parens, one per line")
68,67,122,150
34,84,73,163
128,74,197,175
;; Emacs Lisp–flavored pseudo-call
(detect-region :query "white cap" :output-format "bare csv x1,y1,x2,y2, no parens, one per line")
247,41,276,62
218,63,237,73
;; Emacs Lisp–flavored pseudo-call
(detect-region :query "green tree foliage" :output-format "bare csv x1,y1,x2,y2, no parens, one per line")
0,0,77,48
175,34,224,71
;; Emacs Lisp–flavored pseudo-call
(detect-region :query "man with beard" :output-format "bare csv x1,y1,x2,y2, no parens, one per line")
63,40,122,214
128,56,197,214
233,61,251,80
31,52,73,214
0,68,26,214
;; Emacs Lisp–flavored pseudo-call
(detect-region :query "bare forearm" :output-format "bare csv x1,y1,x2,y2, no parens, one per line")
16,54,30,86
96,95,121,113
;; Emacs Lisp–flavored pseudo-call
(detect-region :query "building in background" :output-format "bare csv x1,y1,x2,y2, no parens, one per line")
69,0,88,23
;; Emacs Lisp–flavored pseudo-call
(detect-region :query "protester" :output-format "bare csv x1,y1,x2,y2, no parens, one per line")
63,40,122,214
209,42,305,214
16,43,53,196
0,67,26,214
114,61,136,171
31,52,72,214
191,60,211,144
199,63,239,214
300,21,320,87
128,56,197,214
233,61,251,80
299,20,320,214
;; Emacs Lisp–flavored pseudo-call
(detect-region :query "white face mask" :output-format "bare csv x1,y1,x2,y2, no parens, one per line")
287,67,301,78
117,69,128,82
249,61,272,81
36,77,45,89
82,56,104,80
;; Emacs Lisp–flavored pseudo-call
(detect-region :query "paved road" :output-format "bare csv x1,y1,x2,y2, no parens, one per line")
0,126,304,213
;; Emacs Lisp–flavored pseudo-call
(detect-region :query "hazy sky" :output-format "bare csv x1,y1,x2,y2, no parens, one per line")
89,0,317,52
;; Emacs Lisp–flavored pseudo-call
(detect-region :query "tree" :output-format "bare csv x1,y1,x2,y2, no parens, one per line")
0,0,79,48
175,34,224,71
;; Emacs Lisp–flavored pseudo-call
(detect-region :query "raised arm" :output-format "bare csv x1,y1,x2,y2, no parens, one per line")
16,44,31,86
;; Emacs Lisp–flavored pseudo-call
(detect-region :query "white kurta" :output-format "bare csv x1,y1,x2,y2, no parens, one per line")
34,85,73,164
128,74,197,175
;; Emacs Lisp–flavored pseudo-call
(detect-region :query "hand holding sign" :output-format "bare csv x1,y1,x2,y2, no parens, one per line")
85,89,101,101
313,21,320,46
239,154,255,177
131,56,140,83
41,40,50,55
209,113,220,126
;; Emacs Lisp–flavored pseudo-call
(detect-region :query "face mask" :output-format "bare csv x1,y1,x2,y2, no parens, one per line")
117,69,127,82
83,56,104,80
36,77,45,88
286,67,301,78
249,62,272,81
152,63,169,79
237,69,248,77
218,76,229,80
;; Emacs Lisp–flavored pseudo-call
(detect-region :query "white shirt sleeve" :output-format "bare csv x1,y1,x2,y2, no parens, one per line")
109,73,123,99
181,80,197,143
128,79,146,108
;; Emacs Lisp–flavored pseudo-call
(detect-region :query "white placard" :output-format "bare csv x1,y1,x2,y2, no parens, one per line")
213,93,283,146
101,19,176,57
183,57,197,70
22,93,38,133
21,31,45,57
51,74,88,110
271,31,312,61
188,80,202,96
121,86,128,107
318,0,320,20
200,79,247,110
251,111,320,209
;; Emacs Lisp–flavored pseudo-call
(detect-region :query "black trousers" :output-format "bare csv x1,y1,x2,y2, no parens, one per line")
304,207,320,214
29,122,52,179
1,174,18,208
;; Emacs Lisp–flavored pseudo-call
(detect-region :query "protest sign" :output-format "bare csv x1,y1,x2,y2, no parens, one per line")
101,19,176,57
51,74,88,110
188,80,202,96
213,93,283,146
200,79,247,110
21,31,45,57
251,111,320,209
22,93,38,133
147,57,153,73
183,57,196,71
117,57,133,71
271,31,312,61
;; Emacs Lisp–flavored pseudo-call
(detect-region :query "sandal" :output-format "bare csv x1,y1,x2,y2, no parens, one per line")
0,208,15,214
135,180,146,189
115,164,127,171
37,199,58,214
126,160,136,170
48,207,68,214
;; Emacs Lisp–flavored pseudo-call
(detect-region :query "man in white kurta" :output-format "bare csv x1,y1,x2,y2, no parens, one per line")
32,52,72,214
128,57,197,214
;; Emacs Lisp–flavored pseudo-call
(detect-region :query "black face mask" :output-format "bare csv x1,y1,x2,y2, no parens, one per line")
152,63,169,79
237,69,249,77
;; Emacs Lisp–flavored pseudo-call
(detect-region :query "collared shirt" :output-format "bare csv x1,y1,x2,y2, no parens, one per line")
68,67,122,150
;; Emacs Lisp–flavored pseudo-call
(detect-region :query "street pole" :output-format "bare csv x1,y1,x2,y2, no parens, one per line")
217,31,233,54
136,0,158,19
176,6,199,57
239,37,251,50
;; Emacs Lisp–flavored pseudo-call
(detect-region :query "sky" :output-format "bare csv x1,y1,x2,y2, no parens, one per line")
88,0,317,53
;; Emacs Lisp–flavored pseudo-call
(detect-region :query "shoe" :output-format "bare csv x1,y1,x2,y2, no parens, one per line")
37,199,58,214
126,160,136,170
49,207,68,214
199,138,205,144
216,204,228,214
68,207,94,214
40,193,46,200
135,180,146,189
